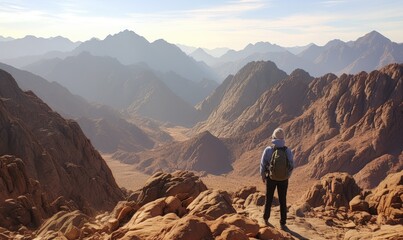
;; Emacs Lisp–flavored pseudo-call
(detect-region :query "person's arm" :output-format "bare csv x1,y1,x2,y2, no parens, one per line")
286,148,294,172
260,147,270,182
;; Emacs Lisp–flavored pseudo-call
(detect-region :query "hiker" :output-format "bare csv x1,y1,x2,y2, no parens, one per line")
260,127,294,226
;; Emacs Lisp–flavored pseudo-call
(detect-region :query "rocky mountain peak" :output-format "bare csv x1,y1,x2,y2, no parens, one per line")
355,30,391,46
105,29,149,44
0,69,124,218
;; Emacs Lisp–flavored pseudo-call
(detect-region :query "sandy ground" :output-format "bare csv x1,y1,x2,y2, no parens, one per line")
200,166,316,204
104,152,316,205
161,126,190,142
103,154,150,191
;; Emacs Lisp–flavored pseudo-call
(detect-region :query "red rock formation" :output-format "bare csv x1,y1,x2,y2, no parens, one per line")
366,170,403,225
0,69,123,224
27,170,294,239
187,190,236,220
301,172,361,208
135,171,208,206
219,63,402,187
0,155,51,230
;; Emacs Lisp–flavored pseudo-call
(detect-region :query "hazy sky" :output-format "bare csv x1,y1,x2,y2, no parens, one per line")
1,0,402,49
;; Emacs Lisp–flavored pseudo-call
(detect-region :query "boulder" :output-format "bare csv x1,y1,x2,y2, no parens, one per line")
234,186,257,200
258,227,293,240
112,213,179,240
218,226,248,240
136,171,207,207
301,172,361,208
244,192,270,207
35,210,89,238
187,190,236,220
161,216,213,240
349,195,369,212
218,214,259,237
125,196,184,226
366,171,403,225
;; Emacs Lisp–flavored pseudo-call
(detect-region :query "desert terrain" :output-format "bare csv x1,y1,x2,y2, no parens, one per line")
104,126,316,205
0,29,402,239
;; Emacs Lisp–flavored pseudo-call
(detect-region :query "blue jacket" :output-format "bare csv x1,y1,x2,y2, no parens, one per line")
260,139,294,179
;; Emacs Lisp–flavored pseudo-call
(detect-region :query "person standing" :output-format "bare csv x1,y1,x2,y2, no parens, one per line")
260,127,294,226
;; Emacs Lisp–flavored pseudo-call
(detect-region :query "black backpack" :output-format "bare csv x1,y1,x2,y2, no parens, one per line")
266,146,290,181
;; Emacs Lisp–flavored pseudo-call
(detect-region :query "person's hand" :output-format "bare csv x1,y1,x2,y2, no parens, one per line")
262,176,266,183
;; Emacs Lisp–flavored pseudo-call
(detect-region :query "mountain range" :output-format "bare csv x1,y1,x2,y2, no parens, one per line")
0,35,79,60
24,52,203,126
73,30,218,83
194,61,402,189
0,62,163,154
188,31,403,79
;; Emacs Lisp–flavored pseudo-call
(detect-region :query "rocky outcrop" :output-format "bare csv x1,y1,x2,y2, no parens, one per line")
0,69,123,225
135,171,208,206
187,190,236,220
299,171,403,232
21,171,293,239
366,170,403,225
0,155,52,230
302,172,361,208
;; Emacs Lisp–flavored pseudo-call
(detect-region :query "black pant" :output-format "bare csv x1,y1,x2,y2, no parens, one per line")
263,177,288,224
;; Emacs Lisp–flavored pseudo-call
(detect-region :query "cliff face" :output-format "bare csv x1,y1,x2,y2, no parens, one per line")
195,61,288,137
286,64,402,181
0,69,123,221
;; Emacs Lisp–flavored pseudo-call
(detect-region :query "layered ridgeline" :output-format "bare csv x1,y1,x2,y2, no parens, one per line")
72,29,217,83
0,35,79,61
190,31,403,79
196,61,402,189
0,70,124,229
24,52,202,126
0,63,161,154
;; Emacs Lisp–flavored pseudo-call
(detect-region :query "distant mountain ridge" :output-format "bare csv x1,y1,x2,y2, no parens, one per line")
0,35,80,59
187,31,403,80
24,52,202,126
298,31,403,75
73,30,218,82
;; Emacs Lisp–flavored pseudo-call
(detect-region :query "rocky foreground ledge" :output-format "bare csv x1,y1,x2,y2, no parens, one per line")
1,170,402,239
